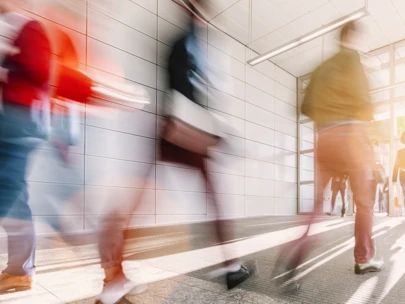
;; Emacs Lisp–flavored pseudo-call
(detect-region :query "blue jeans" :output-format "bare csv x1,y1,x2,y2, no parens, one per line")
0,102,42,276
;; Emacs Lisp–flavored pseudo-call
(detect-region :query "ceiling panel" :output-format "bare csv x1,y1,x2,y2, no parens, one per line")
249,39,271,54
276,45,323,76
297,0,329,11
268,0,308,21
211,0,249,43
275,13,321,42
211,14,248,44
392,0,405,11
311,2,342,25
260,30,287,50
200,0,240,20
330,0,364,15
359,16,389,52
201,0,405,77
369,0,405,43
251,18,274,41
252,0,289,35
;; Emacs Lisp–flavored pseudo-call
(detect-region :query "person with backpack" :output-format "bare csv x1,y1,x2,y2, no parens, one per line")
0,0,52,292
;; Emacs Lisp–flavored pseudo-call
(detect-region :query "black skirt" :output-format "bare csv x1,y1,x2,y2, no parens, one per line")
160,138,205,170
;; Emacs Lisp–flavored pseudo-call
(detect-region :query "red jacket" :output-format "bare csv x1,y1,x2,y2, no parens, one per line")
3,19,51,107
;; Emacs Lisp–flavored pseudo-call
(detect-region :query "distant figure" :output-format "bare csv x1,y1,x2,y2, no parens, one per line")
383,177,389,214
392,131,405,209
329,174,347,217
301,20,384,275
372,162,386,213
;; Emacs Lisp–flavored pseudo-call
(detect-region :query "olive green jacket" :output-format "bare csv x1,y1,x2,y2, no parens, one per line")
301,47,373,126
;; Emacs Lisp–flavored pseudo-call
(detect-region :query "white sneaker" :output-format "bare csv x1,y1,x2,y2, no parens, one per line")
354,258,384,275
97,275,147,304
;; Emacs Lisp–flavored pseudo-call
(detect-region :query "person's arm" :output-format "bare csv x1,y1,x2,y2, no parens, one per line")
301,73,316,118
7,21,51,87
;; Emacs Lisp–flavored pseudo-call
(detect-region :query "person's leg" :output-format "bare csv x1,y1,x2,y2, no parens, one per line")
199,156,255,289
98,175,151,281
316,125,382,273
337,130,383,273
97,213,126,281
2,215,36,277
0,143,37,292
350,170,375,264
314,164,333,218
378,186,383,213
330,190,338,214
402,184,405,213
96,167,154,303
341,188,346,216
201,162,235,266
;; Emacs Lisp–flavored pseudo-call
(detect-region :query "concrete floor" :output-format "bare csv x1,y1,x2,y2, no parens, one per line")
0,215,404,304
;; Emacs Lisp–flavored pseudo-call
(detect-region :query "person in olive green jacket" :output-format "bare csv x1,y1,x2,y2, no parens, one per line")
301,21,383,275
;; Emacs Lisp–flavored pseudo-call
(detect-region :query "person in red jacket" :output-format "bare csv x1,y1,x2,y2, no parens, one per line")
0,1,52,293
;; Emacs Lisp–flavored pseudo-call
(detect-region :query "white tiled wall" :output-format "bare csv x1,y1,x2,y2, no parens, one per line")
24,0,298,233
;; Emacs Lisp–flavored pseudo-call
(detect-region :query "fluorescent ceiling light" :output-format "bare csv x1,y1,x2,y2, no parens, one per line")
248,8,368,66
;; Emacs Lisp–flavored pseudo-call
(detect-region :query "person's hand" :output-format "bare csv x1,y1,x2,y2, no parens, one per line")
0,66,8,83
0,41,19,56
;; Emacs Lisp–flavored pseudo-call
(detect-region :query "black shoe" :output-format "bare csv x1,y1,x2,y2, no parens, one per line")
226,264,255,290
95,297,132,304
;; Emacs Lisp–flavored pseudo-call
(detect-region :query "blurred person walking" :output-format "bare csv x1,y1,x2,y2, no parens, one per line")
329,174,347,217
301,21,384,275
392,131,405,211
38,0,147,238
372,162,386,213
95,1,255,303
0,0,52,293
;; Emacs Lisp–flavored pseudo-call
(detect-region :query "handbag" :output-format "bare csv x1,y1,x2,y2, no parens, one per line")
163,90,223,155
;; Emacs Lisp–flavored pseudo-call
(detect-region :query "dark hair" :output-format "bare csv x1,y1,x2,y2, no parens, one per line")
340,21,357,43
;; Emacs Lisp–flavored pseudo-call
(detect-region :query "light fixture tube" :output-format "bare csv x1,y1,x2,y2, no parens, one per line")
92,86,150,104
248,8,368,66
